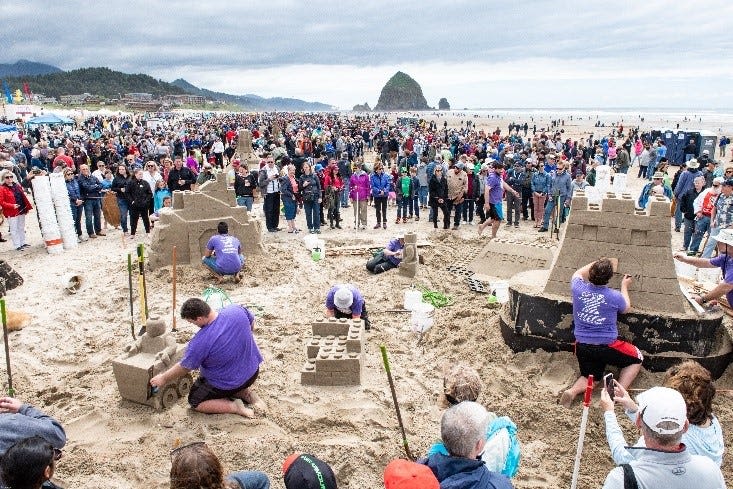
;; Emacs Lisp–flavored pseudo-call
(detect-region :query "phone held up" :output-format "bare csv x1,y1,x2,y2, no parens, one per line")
604,373,615,401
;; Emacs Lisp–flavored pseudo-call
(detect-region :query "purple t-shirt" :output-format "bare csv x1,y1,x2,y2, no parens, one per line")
486,172,504,204
710,254,733,305
207,234,242,275
571,277,627,344
385,238,404,266
325,284,365,316
181,305,263,390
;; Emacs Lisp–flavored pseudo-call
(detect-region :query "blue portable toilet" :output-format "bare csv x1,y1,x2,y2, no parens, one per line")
697,131,718,159
671,131,688,165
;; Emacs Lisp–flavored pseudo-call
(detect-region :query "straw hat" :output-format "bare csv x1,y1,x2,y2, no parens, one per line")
686,159,700,169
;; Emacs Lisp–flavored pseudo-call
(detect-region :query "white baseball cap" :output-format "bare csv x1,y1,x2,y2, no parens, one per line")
636,387,687,435
333,286,353,310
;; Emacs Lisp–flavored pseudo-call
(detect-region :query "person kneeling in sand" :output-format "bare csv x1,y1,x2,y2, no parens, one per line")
366,233,405,274
325,284,371,330
202,221,245,283
150,298,265,418
560,259,642,408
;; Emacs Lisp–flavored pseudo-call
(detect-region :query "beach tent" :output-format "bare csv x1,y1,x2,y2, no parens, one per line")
0,123,16,132
25,114,75,127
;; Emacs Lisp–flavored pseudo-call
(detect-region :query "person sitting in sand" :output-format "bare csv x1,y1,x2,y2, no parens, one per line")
427,364,521,478
170,440,270,489
150,195,172,223
202,221,245,283
325,284,371,330
421,402,514,489
366,233,405,275
150,298,265,418
560,259,642,408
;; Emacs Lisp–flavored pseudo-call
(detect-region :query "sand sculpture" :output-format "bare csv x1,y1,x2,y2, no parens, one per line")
301,318,364,386
468,238,554,279
235,129,257,165
112,317,191,409
147,173,263,270
398,232,419,277
500,191,731,377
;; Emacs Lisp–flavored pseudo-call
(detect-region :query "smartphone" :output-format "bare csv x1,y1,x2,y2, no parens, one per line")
604,373,615,401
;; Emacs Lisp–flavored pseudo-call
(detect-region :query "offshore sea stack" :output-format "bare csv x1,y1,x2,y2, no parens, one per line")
374,71,429,111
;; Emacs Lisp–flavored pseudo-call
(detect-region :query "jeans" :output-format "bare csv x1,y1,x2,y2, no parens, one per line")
227,470,270,489
397,196,409,219
411,196,420,218
117,197,129,233
444,200,463,228
475,196,486,223
303,200,320,230
689,215,710,253
202,254,244,275
366,253,398,274
340,180,351,206
506,192,522,225
645,161,658,180
236,195,254,211
431,203,447,228
70,203,83,236
373,196,387,224
685,153,695,162
674,202,683,230
542,196,563,229
83,198,102,236
462,198,474,222
418,186,428,207
703,226,720,258
637,165,648,178
683,217,695,250
264,192,280,231
533,193,547,227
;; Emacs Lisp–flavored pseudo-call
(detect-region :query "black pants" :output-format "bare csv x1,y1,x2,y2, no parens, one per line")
334,300,371,328
374,197,387,224
264,192,281,231
462,198,474,222
129,207,150,235
475,196,486,224
444,200,463,228
431,202,448,228
366,253,398,274
327,203,341,227
521,187,534,220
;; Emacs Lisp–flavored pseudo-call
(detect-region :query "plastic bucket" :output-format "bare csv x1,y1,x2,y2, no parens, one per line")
493,281,510,304
404,290,423,310
410,302,434,334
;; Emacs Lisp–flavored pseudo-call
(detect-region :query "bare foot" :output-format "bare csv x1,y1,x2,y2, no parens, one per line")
559,390,576,409
233,399,255,418
477,222,485,236
238,388,267,412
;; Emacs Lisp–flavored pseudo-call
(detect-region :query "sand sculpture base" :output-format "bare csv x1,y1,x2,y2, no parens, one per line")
148,173,263,270
301,318,364,386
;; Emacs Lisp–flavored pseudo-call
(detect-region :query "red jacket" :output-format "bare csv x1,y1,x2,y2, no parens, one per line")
0,183,33,218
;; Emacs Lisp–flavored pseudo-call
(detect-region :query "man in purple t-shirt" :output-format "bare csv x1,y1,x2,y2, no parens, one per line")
365,234,405,275
478,161,519,240
559,258,642,408
673,228,733,306
325,283,371,330
150,298,264,418
202,221,245,283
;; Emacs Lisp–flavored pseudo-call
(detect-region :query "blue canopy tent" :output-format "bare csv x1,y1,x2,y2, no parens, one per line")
0,123,16,132
25,114,74,127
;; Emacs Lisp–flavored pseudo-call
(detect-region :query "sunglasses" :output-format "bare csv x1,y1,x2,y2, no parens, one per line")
4,176,13,180
170,441,205,461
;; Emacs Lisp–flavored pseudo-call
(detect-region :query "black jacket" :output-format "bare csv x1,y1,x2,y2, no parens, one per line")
428,175,448,207
167,166,196,192
126,178,153,209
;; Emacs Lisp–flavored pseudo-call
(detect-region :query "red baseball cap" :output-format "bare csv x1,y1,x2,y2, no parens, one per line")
384,459,439,489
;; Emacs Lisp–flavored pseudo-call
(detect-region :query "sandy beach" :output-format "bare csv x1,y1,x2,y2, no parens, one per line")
2,111,733,489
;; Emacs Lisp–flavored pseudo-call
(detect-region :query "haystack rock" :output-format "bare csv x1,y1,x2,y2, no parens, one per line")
374,72,429,111
438,98,450,110
352,102,371,111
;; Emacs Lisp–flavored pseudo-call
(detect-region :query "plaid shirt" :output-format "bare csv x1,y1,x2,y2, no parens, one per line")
714,193,733,228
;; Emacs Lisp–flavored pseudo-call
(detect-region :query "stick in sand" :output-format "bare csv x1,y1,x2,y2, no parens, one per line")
172,246,177,332
570,375,594,489
137,245,147,329
138,244,149,317
1,298,14,396
127,253,136,340
379,345,415,461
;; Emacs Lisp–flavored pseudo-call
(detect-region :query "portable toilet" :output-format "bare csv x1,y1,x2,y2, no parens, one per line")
697,131,718,159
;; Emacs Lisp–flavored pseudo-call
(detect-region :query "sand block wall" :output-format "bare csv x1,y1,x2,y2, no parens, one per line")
301,318,364,386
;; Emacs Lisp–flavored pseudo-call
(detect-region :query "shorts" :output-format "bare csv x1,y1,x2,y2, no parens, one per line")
188,368,259,408
488,203,503,221
575,340,643,380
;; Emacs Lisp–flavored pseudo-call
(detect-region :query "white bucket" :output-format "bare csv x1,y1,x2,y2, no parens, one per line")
61,273,82,294
410,302,434,333
493,281,510,304
303,234,320,251
674,260,697,279
404,290,423,310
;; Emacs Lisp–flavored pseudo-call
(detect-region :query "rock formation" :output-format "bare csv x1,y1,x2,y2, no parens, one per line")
438,98,450,110
352,102,371,111
374,72,429,111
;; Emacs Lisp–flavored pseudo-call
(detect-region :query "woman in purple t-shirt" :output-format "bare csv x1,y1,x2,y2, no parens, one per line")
559,258,643,408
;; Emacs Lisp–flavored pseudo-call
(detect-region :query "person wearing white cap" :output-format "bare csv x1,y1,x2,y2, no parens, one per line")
324,284,370,330
674,227,733,306
600,386,725,489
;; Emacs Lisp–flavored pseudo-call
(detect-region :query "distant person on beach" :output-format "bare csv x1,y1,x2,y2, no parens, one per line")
559,259,642,408
150,298,264,418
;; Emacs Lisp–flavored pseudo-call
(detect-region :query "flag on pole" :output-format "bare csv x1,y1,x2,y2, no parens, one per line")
22,82,32,100
1,80,11,104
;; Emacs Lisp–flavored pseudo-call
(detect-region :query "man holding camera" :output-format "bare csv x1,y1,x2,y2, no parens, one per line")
559,259,643,408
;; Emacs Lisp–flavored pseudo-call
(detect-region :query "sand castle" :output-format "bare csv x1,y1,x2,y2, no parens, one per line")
148,172,264,270
398,232,419,277
301,318,364,386
112,317,191,410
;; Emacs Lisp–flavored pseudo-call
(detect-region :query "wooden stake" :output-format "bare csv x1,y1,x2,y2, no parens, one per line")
172,246,177,332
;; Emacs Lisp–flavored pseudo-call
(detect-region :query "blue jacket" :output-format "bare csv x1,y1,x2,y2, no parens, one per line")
549,171,573,202
78,174,103,199
674,169,702,199
65,177,81,202
424,453,513,489
531,171,551,194
370,171,392,198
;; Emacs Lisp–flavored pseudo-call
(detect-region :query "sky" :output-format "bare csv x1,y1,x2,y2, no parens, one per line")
3,0,733,110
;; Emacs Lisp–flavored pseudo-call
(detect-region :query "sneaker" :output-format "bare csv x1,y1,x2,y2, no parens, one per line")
395,218,400,224
97,232,107,236
80,235,89,242
415,217,419,221
89,234,98,239
538,227,548,232
402,218,407,224
374,223,381,229
234,272,242,284
383,223,387,229
20,244,30,249
514,223,519,228
452,225,459,230
315,229,321,234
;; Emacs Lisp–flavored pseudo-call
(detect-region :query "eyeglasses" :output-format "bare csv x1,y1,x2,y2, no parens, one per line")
170,441,205,461
4,176,13,180
726,170,733,174
714,184,721,187
53,448,63,461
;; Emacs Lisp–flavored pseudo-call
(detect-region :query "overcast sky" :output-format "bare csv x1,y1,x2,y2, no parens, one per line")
3,0,732,109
